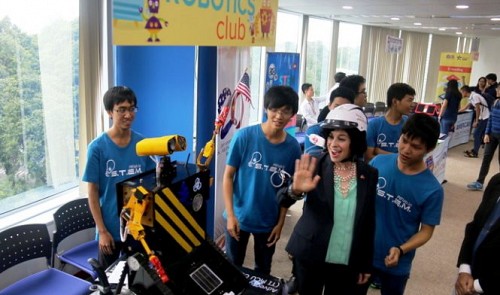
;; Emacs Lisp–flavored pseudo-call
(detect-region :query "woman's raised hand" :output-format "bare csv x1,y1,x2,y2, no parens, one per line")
292,154,321,193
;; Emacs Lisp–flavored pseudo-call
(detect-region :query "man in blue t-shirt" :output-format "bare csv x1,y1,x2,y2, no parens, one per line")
223,86,302,275
365,83,415,163
83,86,155,268
359,113,444,295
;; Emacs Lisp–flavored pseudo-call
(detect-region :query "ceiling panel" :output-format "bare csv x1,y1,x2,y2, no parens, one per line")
279,0,500,38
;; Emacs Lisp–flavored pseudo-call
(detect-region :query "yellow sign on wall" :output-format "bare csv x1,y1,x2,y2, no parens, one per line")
434,52,472,102
113,0,278,46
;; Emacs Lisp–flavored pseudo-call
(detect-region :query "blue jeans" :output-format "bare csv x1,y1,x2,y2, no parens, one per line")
472,119,488,154
224,229,275,275
440,119,456,135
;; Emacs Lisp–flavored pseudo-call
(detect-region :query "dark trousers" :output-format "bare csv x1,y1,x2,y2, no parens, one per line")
98,241,123,269
477,132,500,183
293,257,359,295
224,229,276,275
472,119,488,154
356,268,409,295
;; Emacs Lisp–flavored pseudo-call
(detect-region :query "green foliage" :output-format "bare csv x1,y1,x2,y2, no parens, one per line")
0,17,46,197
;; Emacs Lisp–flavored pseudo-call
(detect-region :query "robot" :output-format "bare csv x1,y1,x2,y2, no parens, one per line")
90,135,248,295
139,0,168,42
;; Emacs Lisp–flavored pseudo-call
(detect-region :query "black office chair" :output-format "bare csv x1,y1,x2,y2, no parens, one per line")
52,198,98,279
295,114,307,132
364,102,375,118
0,224,91,295
374,101,386,116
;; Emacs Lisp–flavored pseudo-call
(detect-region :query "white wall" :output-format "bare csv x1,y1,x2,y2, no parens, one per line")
471,37,500,83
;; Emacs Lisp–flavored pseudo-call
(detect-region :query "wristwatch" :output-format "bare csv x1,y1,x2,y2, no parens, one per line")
288,183,306,200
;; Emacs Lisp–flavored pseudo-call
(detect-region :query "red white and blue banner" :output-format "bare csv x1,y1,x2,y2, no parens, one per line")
213,47,253,239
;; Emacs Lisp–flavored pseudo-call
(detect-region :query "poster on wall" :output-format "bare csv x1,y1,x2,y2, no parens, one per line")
112,0,278,47
386,35,403,54
265,52,300,134
213,47,253,240
434,52,472,101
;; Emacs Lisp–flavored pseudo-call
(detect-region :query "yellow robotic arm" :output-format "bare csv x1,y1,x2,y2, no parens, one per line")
121,186,168,283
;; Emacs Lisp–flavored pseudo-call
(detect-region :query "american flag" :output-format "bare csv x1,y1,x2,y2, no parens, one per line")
234,72,253,106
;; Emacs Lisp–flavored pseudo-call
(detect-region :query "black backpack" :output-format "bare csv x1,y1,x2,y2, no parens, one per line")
480,92,496,110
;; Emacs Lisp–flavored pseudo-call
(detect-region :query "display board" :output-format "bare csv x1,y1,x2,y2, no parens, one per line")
113,0,278,47
448,111,473,149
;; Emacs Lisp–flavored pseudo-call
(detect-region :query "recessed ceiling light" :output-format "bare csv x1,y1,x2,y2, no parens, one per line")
414,22,422,26
438,28,446,31
456,32,463,35
456,5,469,9
391,17,400,21
342,6,353,9
491,17,500,21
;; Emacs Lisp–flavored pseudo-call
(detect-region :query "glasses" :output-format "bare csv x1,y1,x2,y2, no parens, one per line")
114,106,138,114
358,90,367,95
268,108,293,117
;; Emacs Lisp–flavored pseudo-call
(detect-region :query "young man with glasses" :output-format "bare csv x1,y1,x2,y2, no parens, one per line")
223,86,302,275
83,86,156,268
339,75,368,108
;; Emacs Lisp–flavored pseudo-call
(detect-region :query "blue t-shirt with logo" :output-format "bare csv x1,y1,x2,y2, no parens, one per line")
367,116,407,153
370,153,443,275
224,124,301,233
83,131,156,241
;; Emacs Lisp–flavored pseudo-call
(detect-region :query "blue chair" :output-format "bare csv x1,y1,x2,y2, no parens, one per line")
0,224,91,295
52,198,99,279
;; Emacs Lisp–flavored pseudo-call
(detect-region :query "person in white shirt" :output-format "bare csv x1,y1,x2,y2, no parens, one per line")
326,72,347,101
459,85,490,158
299,83,321,126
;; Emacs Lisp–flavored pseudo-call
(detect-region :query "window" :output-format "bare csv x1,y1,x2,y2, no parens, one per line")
305,17,333,96
248,47,266,124
336,22,362,75
0,0,79,215
275,11,302,53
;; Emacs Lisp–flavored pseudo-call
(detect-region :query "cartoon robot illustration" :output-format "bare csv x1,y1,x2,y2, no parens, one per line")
259,0,274,38
139,0,168,42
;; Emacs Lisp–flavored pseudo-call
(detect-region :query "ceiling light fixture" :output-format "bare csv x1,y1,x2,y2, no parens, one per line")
342,6,353,10
438,28,446,31
491,17,500,21
391,17,400,21
456,32,463,35
456,5,469,9
414,22,422,26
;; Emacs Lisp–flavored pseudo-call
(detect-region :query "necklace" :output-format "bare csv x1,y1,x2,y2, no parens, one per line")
334,162,356,198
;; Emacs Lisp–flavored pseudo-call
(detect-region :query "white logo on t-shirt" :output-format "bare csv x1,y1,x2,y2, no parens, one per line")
105,159,143,178
377,176,413,213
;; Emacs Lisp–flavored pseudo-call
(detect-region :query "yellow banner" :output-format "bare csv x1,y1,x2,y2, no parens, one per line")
113,0,278,46
435,52,472,102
